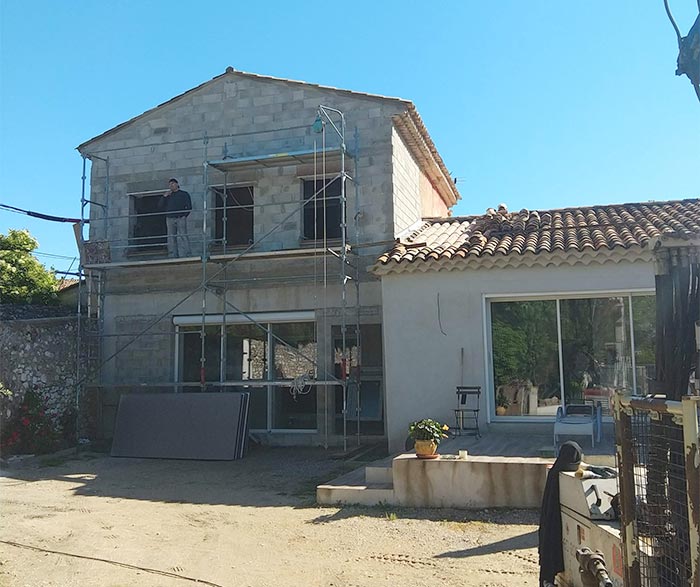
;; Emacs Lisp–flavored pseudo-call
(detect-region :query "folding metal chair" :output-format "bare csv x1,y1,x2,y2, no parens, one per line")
454,386,481,438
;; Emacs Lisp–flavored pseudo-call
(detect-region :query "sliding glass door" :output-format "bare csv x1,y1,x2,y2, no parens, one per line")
225,323,268,429
491,301,561,416
560,297,632,416
270,322,317,430
490,294,655,417
177,320,318,431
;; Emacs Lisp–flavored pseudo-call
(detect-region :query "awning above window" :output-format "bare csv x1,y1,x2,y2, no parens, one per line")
207,147,349,173
173,310,315,326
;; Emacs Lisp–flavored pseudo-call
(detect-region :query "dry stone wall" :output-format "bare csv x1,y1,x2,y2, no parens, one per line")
0,307,88,431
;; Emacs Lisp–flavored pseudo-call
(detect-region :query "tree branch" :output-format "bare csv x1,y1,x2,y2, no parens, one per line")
664,0,684,45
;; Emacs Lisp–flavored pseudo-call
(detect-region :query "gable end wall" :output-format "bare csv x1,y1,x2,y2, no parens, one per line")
81,76,415,257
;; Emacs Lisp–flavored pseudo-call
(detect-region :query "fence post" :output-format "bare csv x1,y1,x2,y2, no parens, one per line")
682,396,700,587
615,394,641,587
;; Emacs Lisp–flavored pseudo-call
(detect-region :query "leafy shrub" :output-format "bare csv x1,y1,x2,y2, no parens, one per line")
59,407,77,443
0,389,58,456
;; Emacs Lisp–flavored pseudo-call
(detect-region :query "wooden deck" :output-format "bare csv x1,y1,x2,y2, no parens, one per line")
440,422,616,464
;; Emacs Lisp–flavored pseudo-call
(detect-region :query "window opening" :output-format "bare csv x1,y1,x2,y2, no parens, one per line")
130,194,166,250
631,295,656,395
178,320,318,430
302,177,342,240
213,186,254,246
490,300,561,417
560,297,632,416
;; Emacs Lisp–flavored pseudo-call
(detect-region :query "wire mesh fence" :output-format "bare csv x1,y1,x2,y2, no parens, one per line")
616,396,700,587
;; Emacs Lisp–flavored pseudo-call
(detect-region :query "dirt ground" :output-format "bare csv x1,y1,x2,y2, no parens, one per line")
0,446,541,587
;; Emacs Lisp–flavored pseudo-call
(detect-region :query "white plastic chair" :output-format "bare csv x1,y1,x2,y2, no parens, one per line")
553,403,601,448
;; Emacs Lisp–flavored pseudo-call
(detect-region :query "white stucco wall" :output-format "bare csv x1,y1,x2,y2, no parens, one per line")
380,259,656,452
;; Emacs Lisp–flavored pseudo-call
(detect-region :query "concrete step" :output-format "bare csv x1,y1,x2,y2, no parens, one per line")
316,462,396,506
316,482,395,506
365,465,393,484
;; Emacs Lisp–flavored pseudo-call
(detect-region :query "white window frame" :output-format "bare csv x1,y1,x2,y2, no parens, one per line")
173,312,318,433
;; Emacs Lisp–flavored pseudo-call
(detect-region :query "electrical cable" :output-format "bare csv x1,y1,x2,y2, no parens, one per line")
437,292,448,336
0,203,85,224
290,372,312,400
34,251,77,260
0,540,228,587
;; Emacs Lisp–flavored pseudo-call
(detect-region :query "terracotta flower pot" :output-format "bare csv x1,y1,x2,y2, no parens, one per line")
496,406,507,416
414,439,438,459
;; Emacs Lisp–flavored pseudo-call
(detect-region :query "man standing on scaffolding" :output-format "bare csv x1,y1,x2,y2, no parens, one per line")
159,178,192,258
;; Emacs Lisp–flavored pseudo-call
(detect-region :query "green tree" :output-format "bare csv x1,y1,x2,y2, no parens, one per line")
0,229,59,304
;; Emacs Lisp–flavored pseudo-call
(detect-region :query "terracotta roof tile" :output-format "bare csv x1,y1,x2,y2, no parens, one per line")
376,198,700,268
57,278,79,291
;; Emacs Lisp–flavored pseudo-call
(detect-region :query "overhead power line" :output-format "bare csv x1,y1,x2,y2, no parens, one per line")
35,251,78,261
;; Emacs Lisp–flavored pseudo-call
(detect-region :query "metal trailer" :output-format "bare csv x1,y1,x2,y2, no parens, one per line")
558,471,623,587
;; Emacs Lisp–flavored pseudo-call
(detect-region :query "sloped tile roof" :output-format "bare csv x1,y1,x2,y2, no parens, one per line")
57,278,79,291
376,199,700,270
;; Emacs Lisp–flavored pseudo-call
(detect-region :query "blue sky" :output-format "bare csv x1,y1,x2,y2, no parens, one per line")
1,1,699,275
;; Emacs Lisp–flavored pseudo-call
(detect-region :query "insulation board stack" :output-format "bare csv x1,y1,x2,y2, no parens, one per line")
111,392,250,460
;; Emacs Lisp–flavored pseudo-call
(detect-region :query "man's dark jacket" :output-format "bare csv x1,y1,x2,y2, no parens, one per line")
160,190,192,217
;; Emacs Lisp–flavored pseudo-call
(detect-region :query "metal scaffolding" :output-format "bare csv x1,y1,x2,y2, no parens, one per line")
75,107,376,451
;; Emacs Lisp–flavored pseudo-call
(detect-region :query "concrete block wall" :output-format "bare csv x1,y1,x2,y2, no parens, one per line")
390,126,448,232
391,127,423,234
81,73,412,261
420,172,450,218
113,315,172,384
99,266,383,386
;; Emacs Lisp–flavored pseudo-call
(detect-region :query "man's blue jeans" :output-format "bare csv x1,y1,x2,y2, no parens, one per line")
166,215,192,257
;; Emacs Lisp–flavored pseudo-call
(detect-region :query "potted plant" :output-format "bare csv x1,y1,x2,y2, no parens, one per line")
408,418,449,459
496,390,510,416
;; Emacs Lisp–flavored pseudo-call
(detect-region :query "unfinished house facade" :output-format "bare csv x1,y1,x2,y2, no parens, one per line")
76,67,459,447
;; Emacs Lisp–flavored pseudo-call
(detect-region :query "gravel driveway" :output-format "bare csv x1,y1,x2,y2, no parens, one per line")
0,446,541,586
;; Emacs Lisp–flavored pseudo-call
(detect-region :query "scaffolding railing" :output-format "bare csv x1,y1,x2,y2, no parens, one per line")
75,106,378,451
614,393,700,587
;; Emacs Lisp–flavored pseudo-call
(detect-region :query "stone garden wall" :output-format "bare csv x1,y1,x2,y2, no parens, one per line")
0,305,85,434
